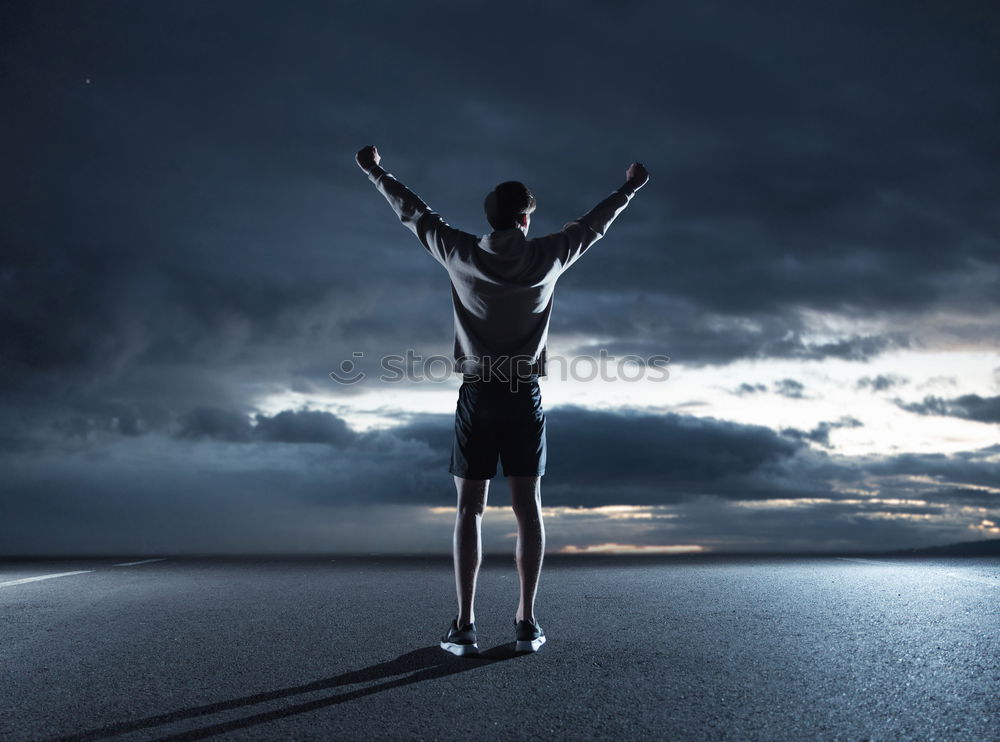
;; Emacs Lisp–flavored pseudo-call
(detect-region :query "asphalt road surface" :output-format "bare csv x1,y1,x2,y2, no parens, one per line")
1,555,996,741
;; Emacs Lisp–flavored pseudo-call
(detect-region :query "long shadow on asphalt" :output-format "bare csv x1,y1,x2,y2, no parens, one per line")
44,644,523,742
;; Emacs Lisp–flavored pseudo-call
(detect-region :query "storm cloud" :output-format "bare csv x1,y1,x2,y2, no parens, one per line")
2,402,996,554
894,394,1000,424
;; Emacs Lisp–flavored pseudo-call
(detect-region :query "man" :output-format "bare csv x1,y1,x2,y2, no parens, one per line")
356,144,648,655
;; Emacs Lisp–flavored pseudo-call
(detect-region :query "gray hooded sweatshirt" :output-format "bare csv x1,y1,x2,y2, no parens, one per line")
366,163,638,379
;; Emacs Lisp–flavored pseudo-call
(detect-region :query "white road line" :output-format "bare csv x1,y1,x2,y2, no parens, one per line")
114,558,167,567
835,557,998,587
0,570,94,588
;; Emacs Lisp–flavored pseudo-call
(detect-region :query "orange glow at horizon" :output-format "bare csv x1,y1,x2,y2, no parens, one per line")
559,543,707,555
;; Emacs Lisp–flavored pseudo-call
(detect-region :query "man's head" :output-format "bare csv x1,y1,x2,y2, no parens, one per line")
484,181,536,235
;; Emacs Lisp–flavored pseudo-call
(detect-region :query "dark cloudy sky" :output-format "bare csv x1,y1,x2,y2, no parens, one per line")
2,0,998,555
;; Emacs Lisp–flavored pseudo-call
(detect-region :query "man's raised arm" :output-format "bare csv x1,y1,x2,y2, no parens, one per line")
537,161,650,273
356,145,464,267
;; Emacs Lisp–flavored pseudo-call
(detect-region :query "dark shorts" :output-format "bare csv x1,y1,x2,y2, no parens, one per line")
448,377,547,479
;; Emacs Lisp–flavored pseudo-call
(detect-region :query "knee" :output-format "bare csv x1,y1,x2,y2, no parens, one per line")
455,477,489,519
512,495,542,521
457,502,486,520
457,491,488,519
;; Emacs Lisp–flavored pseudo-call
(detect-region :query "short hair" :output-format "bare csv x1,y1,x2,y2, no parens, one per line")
484,181,536,231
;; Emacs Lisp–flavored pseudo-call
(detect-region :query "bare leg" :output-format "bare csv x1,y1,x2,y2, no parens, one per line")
453,475,489,626
509,475,545,623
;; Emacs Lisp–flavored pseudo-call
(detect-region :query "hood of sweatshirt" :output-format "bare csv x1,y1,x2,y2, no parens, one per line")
477,227,526,256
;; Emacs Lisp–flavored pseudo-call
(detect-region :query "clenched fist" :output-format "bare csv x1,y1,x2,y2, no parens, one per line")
626,161,649,190
356,145,381,173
